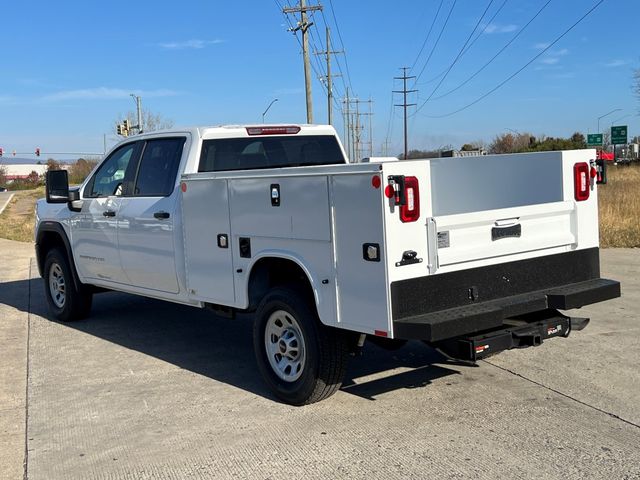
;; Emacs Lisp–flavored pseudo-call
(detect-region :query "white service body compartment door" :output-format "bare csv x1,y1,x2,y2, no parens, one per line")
331,174,390,335
182,179,235,304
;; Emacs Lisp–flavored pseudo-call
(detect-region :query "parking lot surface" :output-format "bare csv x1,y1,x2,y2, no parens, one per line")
1,238,639,479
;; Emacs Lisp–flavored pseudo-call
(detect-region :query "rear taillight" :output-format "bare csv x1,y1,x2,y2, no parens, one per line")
400,176,420,222
573,162,590,201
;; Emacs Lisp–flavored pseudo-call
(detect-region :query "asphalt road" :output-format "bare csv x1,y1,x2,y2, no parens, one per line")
1,239,639,479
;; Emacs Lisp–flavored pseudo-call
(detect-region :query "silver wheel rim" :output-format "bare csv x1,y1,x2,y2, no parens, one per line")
264,310,306,382
48,263,66,309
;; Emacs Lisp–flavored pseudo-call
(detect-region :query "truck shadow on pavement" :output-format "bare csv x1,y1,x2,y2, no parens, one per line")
1,276,462,403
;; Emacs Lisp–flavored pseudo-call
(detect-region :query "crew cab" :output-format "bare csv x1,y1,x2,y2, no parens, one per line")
36,124,620,404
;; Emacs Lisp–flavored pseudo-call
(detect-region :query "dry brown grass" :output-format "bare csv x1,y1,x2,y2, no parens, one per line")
0,187,45,243
599,164,640,248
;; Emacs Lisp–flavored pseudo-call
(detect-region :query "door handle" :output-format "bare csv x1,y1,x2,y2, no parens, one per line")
154,211,170,220
103,210,116,217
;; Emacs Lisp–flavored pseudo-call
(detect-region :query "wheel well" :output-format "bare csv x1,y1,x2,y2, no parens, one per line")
36,231,68,276
247,257,314,311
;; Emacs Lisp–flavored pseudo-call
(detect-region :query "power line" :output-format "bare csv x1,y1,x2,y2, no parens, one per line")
326,0,354,94
421,0,495,104
418,0,510,85
421,0,552,105
412,0,458,87
423,0,606,119
409,0,445,73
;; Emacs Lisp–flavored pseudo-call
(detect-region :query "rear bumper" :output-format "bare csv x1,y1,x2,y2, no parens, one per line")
391,248,620,342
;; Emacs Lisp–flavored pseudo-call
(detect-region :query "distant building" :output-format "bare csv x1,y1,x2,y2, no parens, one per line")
1,163,69,182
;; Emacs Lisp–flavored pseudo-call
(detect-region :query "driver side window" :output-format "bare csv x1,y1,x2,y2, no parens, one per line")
84,143,137,198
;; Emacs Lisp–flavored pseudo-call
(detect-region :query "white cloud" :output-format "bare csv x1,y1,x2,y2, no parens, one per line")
538,49,569,66
158,39,223,50
41,87,181,102
548,72,575,79
484,23,518,34
604,59,631,68
533,42,550,49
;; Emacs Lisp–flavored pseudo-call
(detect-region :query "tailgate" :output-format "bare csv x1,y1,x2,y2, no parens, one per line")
428,150,596,270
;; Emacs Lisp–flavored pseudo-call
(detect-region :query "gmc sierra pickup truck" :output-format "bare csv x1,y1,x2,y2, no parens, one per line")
36,124,620,404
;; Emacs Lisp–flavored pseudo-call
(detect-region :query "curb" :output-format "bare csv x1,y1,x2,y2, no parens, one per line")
0,193,15,216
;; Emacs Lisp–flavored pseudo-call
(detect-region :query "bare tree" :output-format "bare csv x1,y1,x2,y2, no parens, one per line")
46,158,63,171
116,110,174,133
489,133,533,154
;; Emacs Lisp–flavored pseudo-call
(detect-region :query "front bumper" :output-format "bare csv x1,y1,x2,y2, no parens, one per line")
391,248,620,342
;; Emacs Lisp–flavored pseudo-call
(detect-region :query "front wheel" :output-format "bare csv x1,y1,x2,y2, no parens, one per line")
253,286,349,405
43,248,92,322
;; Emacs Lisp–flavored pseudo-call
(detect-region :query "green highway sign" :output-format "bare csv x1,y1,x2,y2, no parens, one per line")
587,133,603,146
611,125,628,145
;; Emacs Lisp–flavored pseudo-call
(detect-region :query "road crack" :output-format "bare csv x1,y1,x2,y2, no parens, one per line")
482,359,640,430
23,259,32,480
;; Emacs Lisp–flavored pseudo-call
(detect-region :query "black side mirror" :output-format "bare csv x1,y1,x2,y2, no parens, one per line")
46,170,70,203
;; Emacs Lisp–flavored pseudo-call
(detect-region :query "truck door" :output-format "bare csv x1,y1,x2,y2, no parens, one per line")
73,142,140,283
116,137,186,294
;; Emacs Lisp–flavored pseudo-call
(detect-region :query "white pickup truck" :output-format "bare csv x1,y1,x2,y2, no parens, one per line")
36,124,620,404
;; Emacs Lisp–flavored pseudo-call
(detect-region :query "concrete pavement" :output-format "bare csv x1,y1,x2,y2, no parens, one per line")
1,240,639,479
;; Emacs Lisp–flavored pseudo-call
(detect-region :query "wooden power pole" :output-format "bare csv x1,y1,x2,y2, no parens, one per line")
283,0,322,124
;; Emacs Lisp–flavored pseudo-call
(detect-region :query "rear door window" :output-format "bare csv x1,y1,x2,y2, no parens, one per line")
133,137,186,196
199,135,345,172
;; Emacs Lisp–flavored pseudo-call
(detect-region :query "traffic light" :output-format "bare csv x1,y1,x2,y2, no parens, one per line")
123,119,130,132
35,147,41,157
0,147,3,157
117,124,123,135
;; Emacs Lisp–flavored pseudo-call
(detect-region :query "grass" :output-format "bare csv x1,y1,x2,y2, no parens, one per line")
598,163,640,248
0,167,638,247
0,187,45,243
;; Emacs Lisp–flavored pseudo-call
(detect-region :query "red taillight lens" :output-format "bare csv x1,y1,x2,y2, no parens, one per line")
573,162,590,201
400,176,420,222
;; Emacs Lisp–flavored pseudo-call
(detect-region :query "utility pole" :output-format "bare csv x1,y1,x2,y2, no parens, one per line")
393,67,416,160
314,27,342,125
283,0,323,124
130,94,143,134
343,97,372,162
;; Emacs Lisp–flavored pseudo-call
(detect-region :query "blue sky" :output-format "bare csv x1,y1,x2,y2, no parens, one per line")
1,0,638,158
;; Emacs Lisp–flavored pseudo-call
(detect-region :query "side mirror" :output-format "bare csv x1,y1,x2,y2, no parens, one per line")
46,170,70,203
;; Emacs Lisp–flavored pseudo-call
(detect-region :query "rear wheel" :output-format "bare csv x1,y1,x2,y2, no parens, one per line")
253,286,349,405
43,248,92,322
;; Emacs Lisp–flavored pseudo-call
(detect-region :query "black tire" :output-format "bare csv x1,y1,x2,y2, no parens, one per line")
253,286,349,405
43,248,92,322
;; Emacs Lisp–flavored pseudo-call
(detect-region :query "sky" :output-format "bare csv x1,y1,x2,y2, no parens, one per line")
0,0,639,159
